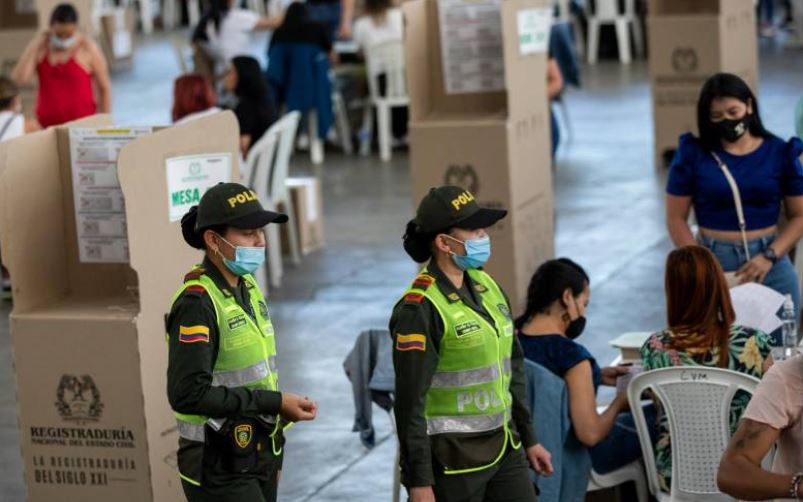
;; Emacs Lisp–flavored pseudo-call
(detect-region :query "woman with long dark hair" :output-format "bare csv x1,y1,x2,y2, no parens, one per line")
222,56,277,154
516,258,655,476
641,245,774,493
665,73,803,342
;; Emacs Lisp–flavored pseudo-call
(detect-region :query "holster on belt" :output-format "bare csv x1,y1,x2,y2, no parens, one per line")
207,418,262,473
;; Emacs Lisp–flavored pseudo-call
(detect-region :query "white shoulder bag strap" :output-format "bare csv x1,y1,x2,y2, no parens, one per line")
710,151,751,260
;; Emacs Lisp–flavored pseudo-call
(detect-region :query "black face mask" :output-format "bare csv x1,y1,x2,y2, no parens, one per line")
715,115,750,143
566,316,587,340
562,297,587,340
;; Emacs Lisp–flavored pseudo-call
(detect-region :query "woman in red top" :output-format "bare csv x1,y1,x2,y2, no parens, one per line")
12,3,111,128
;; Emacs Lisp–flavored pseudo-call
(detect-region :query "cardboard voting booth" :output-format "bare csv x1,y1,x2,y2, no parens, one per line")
404,0,554,310
648,0,758,166
0,112,240,502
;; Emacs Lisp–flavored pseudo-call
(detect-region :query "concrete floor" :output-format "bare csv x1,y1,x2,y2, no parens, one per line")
2,31,803,502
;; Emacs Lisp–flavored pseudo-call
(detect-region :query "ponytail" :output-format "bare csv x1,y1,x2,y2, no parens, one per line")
181,206,206,249
403,219,436,263
514,258,589,329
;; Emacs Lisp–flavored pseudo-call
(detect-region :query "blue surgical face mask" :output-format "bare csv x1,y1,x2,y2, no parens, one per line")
216,234,265,276
445,234,491,270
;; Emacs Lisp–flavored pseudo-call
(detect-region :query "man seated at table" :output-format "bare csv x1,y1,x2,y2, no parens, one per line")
718,355,803,500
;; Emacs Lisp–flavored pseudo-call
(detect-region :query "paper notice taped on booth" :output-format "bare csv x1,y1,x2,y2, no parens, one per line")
438,0,505,94
69,127,152,263
165,153,232,222
517,8,551,55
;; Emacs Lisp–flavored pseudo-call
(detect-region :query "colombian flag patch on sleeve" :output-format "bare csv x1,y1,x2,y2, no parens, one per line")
396,333,426,352
179,325,210,343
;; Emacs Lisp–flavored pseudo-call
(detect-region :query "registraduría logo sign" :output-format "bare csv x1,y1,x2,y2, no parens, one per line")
54,375,104,424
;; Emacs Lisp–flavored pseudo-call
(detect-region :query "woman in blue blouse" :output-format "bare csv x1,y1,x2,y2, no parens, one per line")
517,258,656,474
666,73,803,340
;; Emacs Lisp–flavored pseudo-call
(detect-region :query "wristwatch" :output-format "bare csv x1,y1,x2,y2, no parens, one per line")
763,247,779,264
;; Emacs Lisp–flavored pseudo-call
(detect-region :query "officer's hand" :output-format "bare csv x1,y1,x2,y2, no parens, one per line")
280,393,318,422
526,443,554,476
410,486,436,502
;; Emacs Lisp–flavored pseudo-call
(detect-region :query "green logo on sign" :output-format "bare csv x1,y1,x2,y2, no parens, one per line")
189,162,202,176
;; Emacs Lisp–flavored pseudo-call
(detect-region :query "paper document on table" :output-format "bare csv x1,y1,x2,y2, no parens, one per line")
730,283,785,335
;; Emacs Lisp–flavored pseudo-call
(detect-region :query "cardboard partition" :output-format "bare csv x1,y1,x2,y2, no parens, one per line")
405,0,554,310
283,177,325,256
404,0,549,122
0,112,241,502
647,0,758,166
409,111,554,311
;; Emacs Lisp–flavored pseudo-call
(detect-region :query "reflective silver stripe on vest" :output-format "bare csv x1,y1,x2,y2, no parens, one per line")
177,420,205,442
212,360,270,387
430,358,513,389
426,411,507,435
269,355,278,372
431,364,500,388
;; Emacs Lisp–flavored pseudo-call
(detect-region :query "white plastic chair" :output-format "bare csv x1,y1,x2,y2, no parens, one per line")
586,404,648,501
627,367,760,501
586,0,644,64
588,459,648,502
360,40,409,162
251,112,302,288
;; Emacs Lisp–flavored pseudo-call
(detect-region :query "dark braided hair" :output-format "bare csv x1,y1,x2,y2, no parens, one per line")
514,258,589,329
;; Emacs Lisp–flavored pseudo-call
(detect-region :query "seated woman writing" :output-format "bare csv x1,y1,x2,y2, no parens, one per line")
517,258,656,475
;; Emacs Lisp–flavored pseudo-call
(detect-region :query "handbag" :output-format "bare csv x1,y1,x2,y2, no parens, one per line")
710,151,751,288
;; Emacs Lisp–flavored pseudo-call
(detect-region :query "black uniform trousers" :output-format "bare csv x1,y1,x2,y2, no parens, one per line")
428,446,537,502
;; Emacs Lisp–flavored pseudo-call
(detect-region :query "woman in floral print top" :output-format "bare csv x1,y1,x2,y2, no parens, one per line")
640,246,774,493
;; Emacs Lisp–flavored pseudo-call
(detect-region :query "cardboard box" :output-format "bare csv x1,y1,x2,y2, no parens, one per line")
283,177,325,255
1,0,38,28
404,0,554,311
648,0,758,166
0,112,241,501
99,8,135,70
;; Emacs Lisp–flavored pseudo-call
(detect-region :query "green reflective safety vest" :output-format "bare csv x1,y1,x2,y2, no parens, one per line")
168,269,280,446
402,267,519,475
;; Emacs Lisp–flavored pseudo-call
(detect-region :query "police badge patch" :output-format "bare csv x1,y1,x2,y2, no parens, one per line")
235,424,253,449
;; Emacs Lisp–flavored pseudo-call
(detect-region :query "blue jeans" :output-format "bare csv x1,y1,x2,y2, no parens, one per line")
700,234,800,345
589,404,657,475
306,2,341,41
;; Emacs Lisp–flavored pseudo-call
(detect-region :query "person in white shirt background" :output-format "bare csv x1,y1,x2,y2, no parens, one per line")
352,0,402,53
0,77,26,143
192,0,283,78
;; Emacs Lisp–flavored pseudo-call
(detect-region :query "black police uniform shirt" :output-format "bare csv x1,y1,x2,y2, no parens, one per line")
388,260,538,488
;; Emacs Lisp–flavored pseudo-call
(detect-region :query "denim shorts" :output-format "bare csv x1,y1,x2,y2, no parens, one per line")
699,234,800,345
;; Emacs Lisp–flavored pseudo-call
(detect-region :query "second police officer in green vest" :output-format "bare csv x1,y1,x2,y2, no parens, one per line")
391,186,554,502
167,183,318,502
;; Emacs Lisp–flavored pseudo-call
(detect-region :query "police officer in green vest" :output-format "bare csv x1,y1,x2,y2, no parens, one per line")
390,186,554,502
167,182,318,502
